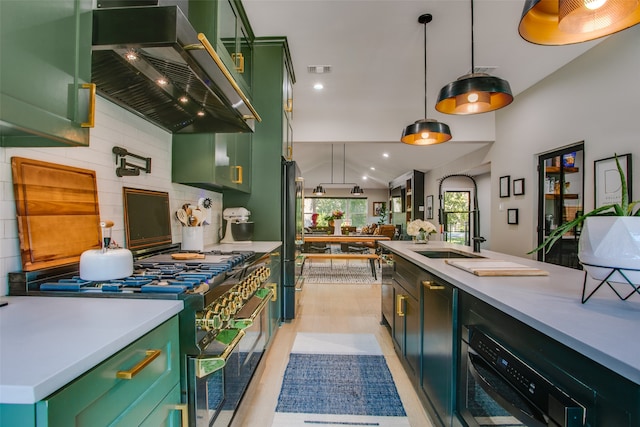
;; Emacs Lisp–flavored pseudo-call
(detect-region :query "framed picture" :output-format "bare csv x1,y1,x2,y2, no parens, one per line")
513,178,525,196
373,202,384,217
594,154,632,209
507,208,519,225
499,175,510,198
426,195,434,219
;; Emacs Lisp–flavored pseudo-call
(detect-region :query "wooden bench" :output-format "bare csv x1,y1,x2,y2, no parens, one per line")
301,253,380,280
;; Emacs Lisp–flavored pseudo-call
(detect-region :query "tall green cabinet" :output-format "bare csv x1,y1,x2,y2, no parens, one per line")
0,0,94,147
223,37,295,241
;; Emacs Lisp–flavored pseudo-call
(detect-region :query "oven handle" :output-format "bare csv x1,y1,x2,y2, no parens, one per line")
468,350,549,427
195,328,246,378
233,287,273,328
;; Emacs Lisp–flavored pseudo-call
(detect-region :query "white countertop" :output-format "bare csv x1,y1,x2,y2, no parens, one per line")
380,241,640,385
0,296,183,404
208,241,282,253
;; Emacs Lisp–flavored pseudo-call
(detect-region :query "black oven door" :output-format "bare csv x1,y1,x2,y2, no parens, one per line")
459,326,585,427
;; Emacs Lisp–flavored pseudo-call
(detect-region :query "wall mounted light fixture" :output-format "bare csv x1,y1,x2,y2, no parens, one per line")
401,14,452,145
436,0,513,115
519,0,640,45
313,144,364,195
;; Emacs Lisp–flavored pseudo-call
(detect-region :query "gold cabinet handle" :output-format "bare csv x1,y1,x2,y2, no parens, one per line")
422,280,445,290
396,294,406,317
116,349,161,379
285,98,293,113
267,283,277,302
80,83,96,128
173,404,189,426
231,52,245,73
287,145,293,160
197,33,261,122
231,165,243,184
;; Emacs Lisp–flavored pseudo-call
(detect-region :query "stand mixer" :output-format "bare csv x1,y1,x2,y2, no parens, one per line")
220,207,254,243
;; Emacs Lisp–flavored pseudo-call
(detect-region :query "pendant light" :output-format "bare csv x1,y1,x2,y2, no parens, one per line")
401,14,452,146
313,144,364,195
435,0,513,115
351,185,364,195
313,185,326,196
519,0,640,45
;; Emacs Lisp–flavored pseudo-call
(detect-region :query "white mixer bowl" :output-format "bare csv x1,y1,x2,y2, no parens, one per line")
80,248,133,281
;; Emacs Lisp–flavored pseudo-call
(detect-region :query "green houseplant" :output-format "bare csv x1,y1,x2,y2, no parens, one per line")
530,154,639,255
530,154,640,286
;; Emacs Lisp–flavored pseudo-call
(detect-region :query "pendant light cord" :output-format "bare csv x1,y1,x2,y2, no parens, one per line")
470,0,475,73
423,18,428,120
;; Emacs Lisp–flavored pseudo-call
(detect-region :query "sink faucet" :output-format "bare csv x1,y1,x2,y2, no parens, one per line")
439,173,484,252
472,236,486,253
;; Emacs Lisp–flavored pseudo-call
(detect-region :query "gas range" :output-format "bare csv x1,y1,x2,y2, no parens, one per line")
8,250,255,300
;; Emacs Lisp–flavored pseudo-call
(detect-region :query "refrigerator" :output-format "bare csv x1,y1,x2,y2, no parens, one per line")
281,159,304,320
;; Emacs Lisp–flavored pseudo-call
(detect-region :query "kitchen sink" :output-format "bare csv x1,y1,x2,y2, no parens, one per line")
416,250,484,259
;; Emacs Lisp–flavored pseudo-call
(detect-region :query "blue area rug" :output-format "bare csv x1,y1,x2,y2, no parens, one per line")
275,353,406,417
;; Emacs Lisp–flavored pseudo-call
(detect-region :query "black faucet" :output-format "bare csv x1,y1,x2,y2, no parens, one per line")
439,174,484,252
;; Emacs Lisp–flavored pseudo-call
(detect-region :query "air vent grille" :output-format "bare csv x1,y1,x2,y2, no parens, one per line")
307,65,332,74
473,66,498,74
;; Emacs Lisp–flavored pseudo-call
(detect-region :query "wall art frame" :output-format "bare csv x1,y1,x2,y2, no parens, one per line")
513,178,525,196
499,175,510,198
373,201,385,217
507,208,519,225
594,154,632,209
426,195,434,219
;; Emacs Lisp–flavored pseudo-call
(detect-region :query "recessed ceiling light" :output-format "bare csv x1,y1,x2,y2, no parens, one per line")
383,153,389,158
178,96,189,104
370,167,376,171
363,176,368,180
157,78,169,86
197,110,205,117
313,82,324,91
124,50,138,61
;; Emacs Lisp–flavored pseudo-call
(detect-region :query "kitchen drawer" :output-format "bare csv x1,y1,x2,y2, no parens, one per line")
140,383,184,427
45,316,180,426
394,255,420,299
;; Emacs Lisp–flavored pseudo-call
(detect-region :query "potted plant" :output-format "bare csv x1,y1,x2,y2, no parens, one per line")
530,154,640,284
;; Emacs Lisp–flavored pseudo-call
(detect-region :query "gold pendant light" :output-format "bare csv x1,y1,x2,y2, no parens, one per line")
401,14,452,146
519,0,640,45
435,0,513,115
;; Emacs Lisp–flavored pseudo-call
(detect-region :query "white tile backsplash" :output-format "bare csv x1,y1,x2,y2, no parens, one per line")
0,97,223,295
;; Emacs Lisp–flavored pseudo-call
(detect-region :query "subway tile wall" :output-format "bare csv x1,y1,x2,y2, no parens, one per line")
0,97,223,296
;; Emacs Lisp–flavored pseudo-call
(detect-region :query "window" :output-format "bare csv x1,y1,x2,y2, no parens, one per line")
443,191,470,245
304,198,368,228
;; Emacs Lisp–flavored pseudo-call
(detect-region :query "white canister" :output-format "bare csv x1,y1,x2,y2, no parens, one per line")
182,227,204,251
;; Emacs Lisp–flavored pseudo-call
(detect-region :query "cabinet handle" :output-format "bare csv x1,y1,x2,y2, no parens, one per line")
196,33,261,122
422,280,445,290
173,404,189,426
231,165,243,184
287,145,293,160
267,283,277,302
396,294,406,317
231,52,245,73
80,83,96,128
285,98,293,113
116,349,161,379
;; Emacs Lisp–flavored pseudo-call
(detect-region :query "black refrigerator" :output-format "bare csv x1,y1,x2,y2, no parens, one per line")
281,159,304,320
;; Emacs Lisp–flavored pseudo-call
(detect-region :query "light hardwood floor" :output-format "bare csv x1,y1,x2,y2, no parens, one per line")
234,261,434,427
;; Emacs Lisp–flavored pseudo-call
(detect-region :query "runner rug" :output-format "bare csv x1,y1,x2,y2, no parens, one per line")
272,333,409,427
301,264,382,284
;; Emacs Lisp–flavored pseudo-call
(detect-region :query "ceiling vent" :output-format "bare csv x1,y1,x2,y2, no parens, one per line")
307,65,332,74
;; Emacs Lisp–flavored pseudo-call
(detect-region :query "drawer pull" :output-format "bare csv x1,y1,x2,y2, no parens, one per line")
80,83,96,128
422,280,445,290
396,294,406,317
231,165,243,184
116,349,161,379
173,404,189,426
268,283,278,301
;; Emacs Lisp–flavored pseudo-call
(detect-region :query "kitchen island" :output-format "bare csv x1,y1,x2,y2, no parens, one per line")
379,240,640,427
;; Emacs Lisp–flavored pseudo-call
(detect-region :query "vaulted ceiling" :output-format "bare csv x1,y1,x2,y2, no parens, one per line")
243,0,601,189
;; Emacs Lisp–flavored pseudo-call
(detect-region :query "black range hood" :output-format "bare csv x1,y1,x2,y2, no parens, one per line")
92,5,260,133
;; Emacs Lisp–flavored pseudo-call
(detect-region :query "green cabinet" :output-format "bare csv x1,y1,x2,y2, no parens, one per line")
420,273,456,427
172,132,251,193
188,0,253,97
392,256,421,383
0,0,94,147
266,247,282,341
223,37,295,241
1,317,183,426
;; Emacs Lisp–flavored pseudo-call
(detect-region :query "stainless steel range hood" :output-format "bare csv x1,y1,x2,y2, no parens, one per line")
92,5,260,133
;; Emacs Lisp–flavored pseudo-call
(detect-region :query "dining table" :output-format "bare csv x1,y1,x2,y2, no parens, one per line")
302,234,392,244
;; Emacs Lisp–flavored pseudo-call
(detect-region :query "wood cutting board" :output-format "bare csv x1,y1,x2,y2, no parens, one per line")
171,253,206,260
444,259,549,276
11,157,101,271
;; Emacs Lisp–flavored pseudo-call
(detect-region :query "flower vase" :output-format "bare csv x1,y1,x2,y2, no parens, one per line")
333,219,343,235
416,230,428,244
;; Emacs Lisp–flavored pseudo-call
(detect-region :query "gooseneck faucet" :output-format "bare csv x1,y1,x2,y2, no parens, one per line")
438,174,485,253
